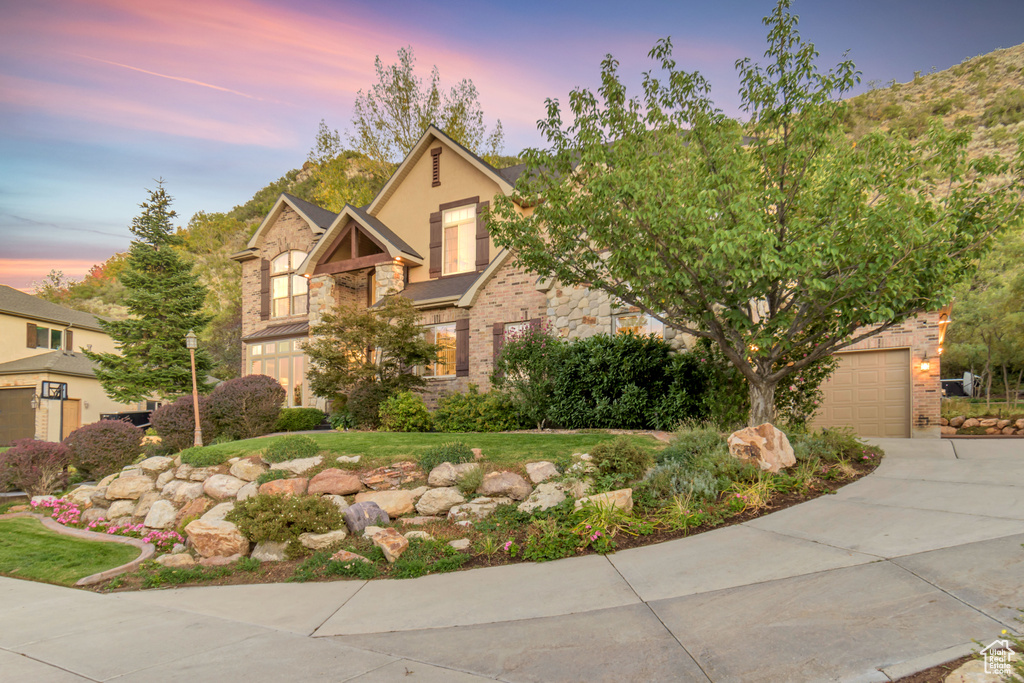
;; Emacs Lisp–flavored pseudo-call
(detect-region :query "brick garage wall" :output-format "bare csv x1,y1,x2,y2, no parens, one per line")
841,311,941,438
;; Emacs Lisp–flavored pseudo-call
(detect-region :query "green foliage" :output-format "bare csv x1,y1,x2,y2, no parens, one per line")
491,322,564,429
306,122,380,212
417,441,473,472
390,538,467,579
487,1,1023,427
982,89,1024,126
513,518,579,562
208,375,286,440
790,428,864,464
329,411,356,430
84,183,213,402
0,518,141,586
226,494,343,543
140,563,232,589
64,419,143,479
346,382,390,430
433,385,524,432
274,408,327,433
263,435,319,463
456,466,484,496
178,446,229,467
237,556,261,572
644,425,757,502
378,392,433,432
150,395,218,454
255,469,290,486
589,437,653,482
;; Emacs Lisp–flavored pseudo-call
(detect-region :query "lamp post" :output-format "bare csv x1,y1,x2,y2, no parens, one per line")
185,329,203,447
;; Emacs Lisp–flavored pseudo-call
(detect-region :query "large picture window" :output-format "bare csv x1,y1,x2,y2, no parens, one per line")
247,339,307,407
422,322,456,377
271,250,308,318
442,205,476,275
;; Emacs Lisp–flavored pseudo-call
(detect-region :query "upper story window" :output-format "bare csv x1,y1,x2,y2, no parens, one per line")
271,250,308,318
26,323,65,350
442,205,476,275
613,312,664,339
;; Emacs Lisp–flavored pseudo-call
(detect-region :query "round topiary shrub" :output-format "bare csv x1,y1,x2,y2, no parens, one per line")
263,435,320,463
274,407,327,433
64,419,143,480
379,392,432,432
207,374,286,440
0,439,71,496
150,395,217,454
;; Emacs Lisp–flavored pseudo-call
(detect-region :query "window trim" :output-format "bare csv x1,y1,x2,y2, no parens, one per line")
269,250,309,319
421,321,458,378
441,205,477,276
612,311,665,339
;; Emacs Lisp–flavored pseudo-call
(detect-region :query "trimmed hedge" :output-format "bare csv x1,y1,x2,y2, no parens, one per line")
208,374,285,440
65,419,143,479
433,386,524,432
275,408,327,433
151,395,216,454
263,435,320,463
379,392,432,432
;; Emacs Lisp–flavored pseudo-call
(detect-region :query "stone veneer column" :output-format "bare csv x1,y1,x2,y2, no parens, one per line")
308,275,336,328
374,262,405,300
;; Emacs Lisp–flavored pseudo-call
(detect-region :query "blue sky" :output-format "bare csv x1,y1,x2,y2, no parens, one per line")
2,0,1023,289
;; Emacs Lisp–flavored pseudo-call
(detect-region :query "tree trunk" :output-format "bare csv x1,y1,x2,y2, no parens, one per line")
748,380,777,426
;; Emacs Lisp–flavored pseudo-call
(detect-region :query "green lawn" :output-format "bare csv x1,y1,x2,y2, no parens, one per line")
0,517,140,586
198,431,663,469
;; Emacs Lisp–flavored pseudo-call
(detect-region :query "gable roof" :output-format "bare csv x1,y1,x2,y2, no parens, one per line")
298,204,424,276
244,193,338,250
0,350,99,378
366,125,516,217
0,285,104,332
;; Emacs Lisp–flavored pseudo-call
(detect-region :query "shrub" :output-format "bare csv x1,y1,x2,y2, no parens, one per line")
150,395,217,454
646,425,758,503
456,466,484,496
0,439,71,495
644,462,724,502
263,435,320,463
983,88,1024,127
491,322,565,429
433,385,524,432
418,441,473,472
178,446,229,467
255,469,290,486
378,392,432,432
226,493,344,543
329,411,355,430
275,407,327,433
791,428,863,463
588,437,653,483
65,419,143,479
207,374,285,440
347,382,390,429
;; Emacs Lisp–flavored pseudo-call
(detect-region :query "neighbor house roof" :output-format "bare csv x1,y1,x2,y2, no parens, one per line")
0,285,105,332
0,350,99,378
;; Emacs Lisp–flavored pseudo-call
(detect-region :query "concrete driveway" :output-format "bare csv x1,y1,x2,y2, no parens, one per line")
1,438,1021,682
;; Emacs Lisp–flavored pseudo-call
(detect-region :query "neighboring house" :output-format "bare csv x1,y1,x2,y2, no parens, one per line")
232,126,941,438
0,285,134,445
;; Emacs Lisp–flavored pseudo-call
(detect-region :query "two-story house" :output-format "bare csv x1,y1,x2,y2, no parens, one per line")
0,285,134,445
232,126,941,438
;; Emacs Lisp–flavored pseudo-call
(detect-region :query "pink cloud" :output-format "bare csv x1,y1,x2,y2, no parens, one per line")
0,259,101,293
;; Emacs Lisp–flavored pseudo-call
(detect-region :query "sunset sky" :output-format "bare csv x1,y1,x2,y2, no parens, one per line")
2,0,1023,291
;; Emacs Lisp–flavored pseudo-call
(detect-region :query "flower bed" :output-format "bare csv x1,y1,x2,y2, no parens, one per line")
30,498,184,553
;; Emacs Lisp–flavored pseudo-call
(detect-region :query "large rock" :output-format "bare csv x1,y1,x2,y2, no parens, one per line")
940,426,958,436
201,502,234,522
89,488,111,509
64,485,98,509
133,491,162,517
298,529,348,550
949,415,967,428
229,456,268,482
961,418,980,429
235,481,259,501
259,478,309,497
354,490,417,517
107,500,136,519
308,469,362,495
360,461,422,490
574,488,633,513
170,482,206,506
174,497,212,527
371,527,409,563
415,487,465,516
156,553,195,568
144,500,177,529
155,470,176,489
1002,426,1016,435
943,658,1004,683
518,482,567,514
330,549,370,564
447,496,512,521
979,418,999,428
1016,418,1024,430
251,541,288,562
323,494,350,513
81,508,107,525
726,423,796,474
203,474,247,501
105,476,155,500
200,554,242,567
175,464,195,480
525,461,559,484
97,473,118,487
427,462,480,487
342,501,390,533
189,466,223,482
184,519,250,558
269,456,323,475
138,456,174,476
477,471,531,500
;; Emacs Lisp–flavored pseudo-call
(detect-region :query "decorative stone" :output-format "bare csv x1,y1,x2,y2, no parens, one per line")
447,496,513,521
477,471,531,500
174,497,211,527
940,426,958,436
251,541,288,562
259,478,308,497
343,501,390,533
229,457,267,482
89,489,111,509
133,491,162,517
175,464,195,480
323,494,350,513
138,456,174,476
398,516,442,526
518,482,567,513
979,418,999,427
564,480,592,499
354,490,417,517
949,415,967,428
200,553,242,567
184,519,250,558
171,482,206,506
371,527,409,563
1002,427,1016,435
415,487,465,515
727,423,796,473
171,543,187,554
362,525,386,538
997,419,1011,429
330,549,370,564
575,488,634,513
360,461,422,490
943,658,1004,683
961,418,980,429
299,529,348,550
156,553,195,568
203,474,247,501
161,479,184,498
235,481,259,501
1016,419,1024,430
155,470,176,489
144,500,177,529
105,476,155,500
448,539,471,550
120,467,143,478
269,456,323,475
336,455,361,464
189,467,219,482
986,427,1001,435
526,461,559,484
81,508,107,524
939,417,949,427
97,473,118,487
427,462,480,487
308,469,362,495
409,486,429,500
404,531,434,541
64,485,98,509
107,500,136,518
200,502,234,522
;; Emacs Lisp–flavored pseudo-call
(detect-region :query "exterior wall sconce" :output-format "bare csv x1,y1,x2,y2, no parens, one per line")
920,356,931,372
30,393,39,409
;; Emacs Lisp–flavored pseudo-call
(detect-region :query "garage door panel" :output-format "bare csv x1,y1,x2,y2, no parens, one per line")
811,349,910,438
0,388,35,447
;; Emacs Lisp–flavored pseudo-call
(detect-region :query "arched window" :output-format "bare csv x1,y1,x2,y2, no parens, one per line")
271,250,308,318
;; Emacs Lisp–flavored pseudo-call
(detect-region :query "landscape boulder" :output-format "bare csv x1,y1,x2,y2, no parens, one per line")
229,456,267,482
143,500,177,529
354,490,417,517
106,500,136,519
170,482,206,506
574,488,633,513
184,519,250,558
64,485,98,510
330,549,370,564
940,426,958,436
371,527,409,563
133,491,162,517
415,487,465,516
525,461,559,484
949,415,967,428
156,553,195,568
961,418,980,429
323,494,350,513
308,469,362,495
105,476,155,500
298,530,348,550
478,471,531,500
726,423,796,473
235,481,259,501
138,456,175,476
342,501,390,534
360,461,422,490
259,478,308,497
447,496,512,521
427,462,480,487
518,482,567,514
269,456,323,475
174,497,212,527
251,541,288,562
200,502,234,522
203,474,247,501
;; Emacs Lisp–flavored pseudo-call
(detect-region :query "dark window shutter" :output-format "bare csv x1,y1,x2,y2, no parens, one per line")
431,147,442,187
475,201,490,271
429,211,442,278
260,258,271,320
26,323,37,348
65,329,74,352
455,318,469,377
492,322,505,359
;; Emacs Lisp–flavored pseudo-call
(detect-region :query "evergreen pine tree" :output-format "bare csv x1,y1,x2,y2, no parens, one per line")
85,182,213,403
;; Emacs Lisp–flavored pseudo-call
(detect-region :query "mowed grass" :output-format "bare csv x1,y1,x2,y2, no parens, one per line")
0,517,140,586
197,431,663,469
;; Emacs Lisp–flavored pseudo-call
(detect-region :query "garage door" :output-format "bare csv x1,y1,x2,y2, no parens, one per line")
811,349,911,438
0,388,36,446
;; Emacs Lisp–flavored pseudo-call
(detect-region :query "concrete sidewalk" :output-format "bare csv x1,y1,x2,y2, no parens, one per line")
2,438,1022,682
